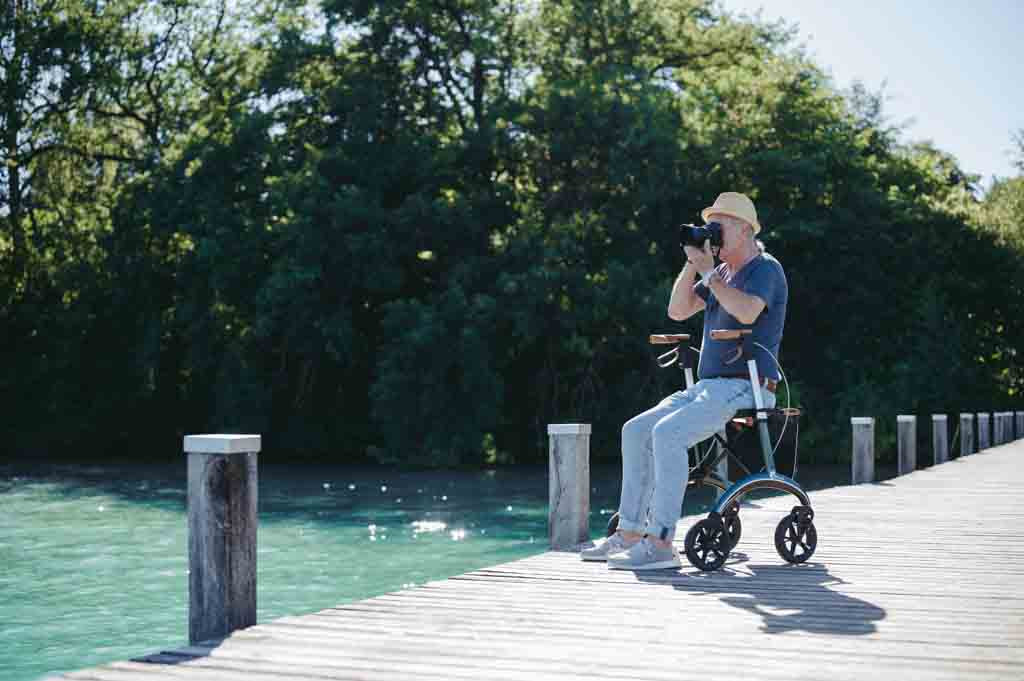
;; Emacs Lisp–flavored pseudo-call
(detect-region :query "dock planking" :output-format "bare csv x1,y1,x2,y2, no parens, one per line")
53,440,1024,681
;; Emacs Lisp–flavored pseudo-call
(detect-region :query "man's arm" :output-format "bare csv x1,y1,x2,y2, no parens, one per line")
706,274,766,325
667,262,705,320
684,240,767,325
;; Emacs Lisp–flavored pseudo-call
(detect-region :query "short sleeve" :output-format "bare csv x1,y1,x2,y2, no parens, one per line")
742,260,781,307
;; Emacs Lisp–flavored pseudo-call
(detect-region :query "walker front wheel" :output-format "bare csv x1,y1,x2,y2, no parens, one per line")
774,508,817,564
684,516,731,571
723,501,742,548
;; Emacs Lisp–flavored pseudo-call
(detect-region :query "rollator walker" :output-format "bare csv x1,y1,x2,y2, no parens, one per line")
605,330,817,571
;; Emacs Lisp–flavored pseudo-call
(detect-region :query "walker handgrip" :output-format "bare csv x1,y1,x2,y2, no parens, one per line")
710,329,752,341
649,334,690,345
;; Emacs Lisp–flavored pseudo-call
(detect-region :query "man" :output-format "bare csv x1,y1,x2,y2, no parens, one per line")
580,191,788,570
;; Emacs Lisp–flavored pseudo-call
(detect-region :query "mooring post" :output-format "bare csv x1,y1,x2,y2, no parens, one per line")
1017,411,1024,441
959,413,975,457
997,413,1007,444
932,414,948,465
851,417,875,484
897,415,916,476
547,424,591,551
185,434,260,646
976,413,990,450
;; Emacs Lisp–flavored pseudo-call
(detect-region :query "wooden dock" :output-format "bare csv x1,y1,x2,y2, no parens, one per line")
56,440,1024,681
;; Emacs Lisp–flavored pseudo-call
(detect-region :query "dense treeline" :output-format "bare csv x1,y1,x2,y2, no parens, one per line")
2,0,1022,465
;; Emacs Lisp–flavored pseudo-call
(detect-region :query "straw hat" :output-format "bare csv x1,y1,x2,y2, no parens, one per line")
701,192,761,234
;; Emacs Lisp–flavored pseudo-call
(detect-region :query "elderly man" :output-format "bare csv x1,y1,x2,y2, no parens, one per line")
581,192,788,570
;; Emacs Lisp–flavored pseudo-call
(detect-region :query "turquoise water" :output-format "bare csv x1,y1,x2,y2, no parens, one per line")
0,460,852,680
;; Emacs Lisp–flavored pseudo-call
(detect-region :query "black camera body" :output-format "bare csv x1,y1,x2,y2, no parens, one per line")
679,221,723,249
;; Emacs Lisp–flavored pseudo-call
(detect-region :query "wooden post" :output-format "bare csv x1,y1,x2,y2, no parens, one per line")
897,415,916,476
185,434,260,646
932,414,948,465
995,413,1005,445
959,413,974,457
1017,411,1024,441
547,424,590,551
851,417,875,484
976,413,990,450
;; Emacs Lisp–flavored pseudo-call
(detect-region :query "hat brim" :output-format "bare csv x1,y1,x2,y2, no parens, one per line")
701,207,761,234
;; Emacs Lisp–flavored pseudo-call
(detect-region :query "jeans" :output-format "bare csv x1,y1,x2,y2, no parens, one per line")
617,378,776,542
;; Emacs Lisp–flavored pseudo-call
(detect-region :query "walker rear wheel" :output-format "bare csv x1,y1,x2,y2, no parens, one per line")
684,515,731,571
774,507,817,564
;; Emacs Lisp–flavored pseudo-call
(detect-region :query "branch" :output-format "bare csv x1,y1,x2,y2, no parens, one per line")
27,142,144,166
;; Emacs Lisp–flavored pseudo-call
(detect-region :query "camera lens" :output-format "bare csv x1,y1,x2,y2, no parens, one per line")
679,222,723,249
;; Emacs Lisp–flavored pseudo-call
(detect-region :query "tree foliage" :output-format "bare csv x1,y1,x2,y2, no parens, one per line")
2,0,1021,465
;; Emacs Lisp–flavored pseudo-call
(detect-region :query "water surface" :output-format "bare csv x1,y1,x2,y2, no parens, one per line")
0,460,857,680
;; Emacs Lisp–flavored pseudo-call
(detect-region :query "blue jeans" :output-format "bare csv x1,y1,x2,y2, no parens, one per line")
617,378,776,542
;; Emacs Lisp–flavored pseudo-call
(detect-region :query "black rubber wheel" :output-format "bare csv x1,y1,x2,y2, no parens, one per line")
724,512,742,549
605,511,620,537
774,513,817,564
684,516,731,571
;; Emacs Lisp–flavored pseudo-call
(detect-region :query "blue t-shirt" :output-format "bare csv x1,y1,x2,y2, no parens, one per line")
693,253,788,381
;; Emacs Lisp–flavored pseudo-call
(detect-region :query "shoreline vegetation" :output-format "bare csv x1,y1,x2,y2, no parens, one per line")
2,0,1022,469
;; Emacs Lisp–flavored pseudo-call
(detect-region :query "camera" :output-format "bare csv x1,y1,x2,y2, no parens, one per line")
679,221,723,249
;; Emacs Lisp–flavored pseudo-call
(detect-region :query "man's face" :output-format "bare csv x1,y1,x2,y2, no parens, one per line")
707,213,752,258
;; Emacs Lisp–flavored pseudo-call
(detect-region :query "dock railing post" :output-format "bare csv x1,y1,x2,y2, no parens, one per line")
1017,411,1024,441
960,413,974,457
897,415,916,475
547,424,591,551
997,413,1007,444
976,413,990,451
851,417,875,484
932,414,948,465
184,434,260,646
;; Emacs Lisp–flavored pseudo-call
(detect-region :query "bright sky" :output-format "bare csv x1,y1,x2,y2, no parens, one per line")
718,0,1023,189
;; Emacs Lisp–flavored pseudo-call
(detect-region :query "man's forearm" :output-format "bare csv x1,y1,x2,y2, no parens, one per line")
667,263,702,321
707,275,765,325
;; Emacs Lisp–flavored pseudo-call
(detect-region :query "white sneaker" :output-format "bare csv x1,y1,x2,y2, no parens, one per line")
607,538,681,570
579,533,637,561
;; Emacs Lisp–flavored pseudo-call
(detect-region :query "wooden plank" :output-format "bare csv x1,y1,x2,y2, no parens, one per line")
59,441,1024,681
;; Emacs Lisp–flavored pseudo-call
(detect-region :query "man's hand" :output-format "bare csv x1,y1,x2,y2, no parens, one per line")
684,239,715,276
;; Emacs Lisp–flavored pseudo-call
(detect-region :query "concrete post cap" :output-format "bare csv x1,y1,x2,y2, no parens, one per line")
184,434,262,454
547,424,592,435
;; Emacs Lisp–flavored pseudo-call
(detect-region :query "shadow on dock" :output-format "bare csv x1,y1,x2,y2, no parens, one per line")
637,561,886,635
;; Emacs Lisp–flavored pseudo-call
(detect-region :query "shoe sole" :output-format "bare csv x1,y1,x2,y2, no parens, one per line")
580,554,608,562
607,558,681,570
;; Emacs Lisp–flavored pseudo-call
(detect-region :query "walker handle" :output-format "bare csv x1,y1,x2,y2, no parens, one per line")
649,334,690,345
710,329,752,341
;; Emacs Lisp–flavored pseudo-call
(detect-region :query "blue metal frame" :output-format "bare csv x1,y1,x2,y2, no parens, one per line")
711,471,810,515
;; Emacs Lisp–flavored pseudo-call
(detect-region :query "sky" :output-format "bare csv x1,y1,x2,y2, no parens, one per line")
717,0,1023,188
